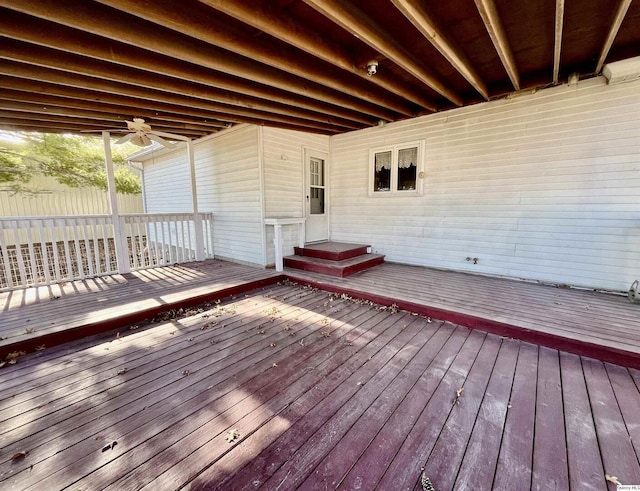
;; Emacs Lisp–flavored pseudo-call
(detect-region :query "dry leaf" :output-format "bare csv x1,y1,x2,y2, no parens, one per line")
269,342,277,347
36,345,46,351
12,450,28,460
272,363,278,368
187,337,193,341
606,475,622,486
226,429,240,443
0,361,6,369
117,368,128,375
101,441,117,452
24,328,35,334
129,325,139,331
6,351,26,360
182,370,191,376
453,387,465,405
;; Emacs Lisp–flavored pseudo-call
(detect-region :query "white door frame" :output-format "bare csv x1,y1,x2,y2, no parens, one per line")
302,147,329,243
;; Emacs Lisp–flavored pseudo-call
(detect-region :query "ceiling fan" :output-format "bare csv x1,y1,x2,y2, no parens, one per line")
114,118,178,148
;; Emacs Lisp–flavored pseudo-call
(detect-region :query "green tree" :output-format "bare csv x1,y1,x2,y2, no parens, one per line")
0,132,142,195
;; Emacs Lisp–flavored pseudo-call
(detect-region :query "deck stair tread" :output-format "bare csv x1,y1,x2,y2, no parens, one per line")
285,242,384,277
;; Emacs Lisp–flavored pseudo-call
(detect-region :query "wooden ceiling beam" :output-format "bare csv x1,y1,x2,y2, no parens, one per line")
0,100,223,135
553,0,565,84
474,0,520,90
0,77,345,134
304,0,463,106
0,115,210,137
0,43,365,131
391,0,489,99
0,16,373,127
0,104,217,134
0,0,396,121
595,0,633,73
95,0,418,117
0,90,230,129
199,0,438,111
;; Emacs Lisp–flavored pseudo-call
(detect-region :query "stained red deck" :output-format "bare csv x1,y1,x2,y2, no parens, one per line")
286,262,640,369
0,259,281,356
1,283,639,490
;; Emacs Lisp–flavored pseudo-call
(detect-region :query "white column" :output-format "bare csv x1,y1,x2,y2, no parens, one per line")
188,138,205,261
273,223,283,272
103,131,131,274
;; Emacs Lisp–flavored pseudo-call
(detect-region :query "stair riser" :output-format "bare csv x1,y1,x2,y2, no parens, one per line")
284,256,384,277
294,246,369,261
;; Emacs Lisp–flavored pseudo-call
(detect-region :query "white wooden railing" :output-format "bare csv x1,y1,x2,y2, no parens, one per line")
0,212,214,290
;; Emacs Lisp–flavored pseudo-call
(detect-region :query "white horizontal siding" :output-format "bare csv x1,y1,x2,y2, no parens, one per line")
0,174,142,217
140,126,264,266
262,127,330,264
330,77,640,292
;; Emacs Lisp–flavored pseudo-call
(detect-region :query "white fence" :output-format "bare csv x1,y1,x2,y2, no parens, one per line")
0,213,214,290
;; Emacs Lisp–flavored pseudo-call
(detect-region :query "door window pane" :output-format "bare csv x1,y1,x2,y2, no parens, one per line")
310,157,324,186
397,147,417,191
374,151,392,192
310,187,324,214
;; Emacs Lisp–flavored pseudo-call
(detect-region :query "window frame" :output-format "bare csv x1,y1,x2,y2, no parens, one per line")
368,140,425,197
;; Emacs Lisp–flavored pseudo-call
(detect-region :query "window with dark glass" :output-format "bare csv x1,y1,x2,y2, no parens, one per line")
374,151,392,192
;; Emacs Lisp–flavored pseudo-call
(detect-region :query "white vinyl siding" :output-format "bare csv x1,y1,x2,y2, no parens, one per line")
1,174,143,217
140,125,264,266
330,77,640,292
261,127,330,265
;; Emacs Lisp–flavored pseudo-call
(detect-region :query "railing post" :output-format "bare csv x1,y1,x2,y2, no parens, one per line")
187,139,205,261
103,131,131,274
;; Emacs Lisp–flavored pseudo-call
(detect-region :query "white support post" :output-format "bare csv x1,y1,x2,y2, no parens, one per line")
188,139,205,261
298,221,306,248
103,131,131,274
273,224,283,272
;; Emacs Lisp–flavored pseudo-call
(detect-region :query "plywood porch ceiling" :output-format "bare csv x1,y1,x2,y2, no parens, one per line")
0,0,638,137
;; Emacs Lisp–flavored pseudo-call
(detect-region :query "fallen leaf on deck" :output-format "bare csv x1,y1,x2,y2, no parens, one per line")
272,363,278,368
35,345,46,351
116,332,121,339
209,339,217,345
606,475,622,486
170,331,175,335
259,329,266,334
226,429,240,443
187,337,193,341
24,328,35,334
453,387,465,405
0,361,6,369
269,342,277,347
129,325,139,330
12,451,28,461
299,339,304,346
6,351,26,360
321,331,331,338
117,368,128,375
8,359,17,365
182,370,191,376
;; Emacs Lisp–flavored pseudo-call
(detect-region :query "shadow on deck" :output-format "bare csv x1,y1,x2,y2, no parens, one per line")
0,275,639,490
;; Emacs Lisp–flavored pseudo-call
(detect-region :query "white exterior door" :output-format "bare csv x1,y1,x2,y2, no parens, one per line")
304,149,329,243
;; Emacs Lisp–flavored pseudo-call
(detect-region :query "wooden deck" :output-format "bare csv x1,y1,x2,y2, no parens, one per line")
1,283,639,490
286,262,640,369
0,259,282,357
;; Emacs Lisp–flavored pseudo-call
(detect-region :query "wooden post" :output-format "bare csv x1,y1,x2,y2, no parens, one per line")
187,138,205,261
103,131,131,274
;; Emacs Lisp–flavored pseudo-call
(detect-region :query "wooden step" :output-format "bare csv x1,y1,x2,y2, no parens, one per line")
294,242,370,261
284,253,385,277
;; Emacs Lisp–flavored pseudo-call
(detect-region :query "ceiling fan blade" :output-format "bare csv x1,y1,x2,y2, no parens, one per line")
115,133,136,145
148,133,178,149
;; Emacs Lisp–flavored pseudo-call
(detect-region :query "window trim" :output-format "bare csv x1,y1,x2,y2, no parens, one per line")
368,140,425,197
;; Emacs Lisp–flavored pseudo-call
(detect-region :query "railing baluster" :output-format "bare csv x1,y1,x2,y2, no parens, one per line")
71,220,84,279
25,221,39,287
101,218,111,273
0,222,14,289
51,218,62,281
82,218,94,277
61,219,73,280
137,216,146,268
36,219,52,284
92,220,101,275
186,216,193,261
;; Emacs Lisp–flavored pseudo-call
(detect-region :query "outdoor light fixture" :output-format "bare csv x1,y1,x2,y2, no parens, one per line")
366,60,378,76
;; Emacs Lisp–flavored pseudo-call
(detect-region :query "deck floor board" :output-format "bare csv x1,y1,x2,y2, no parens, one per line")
1,260,640,490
